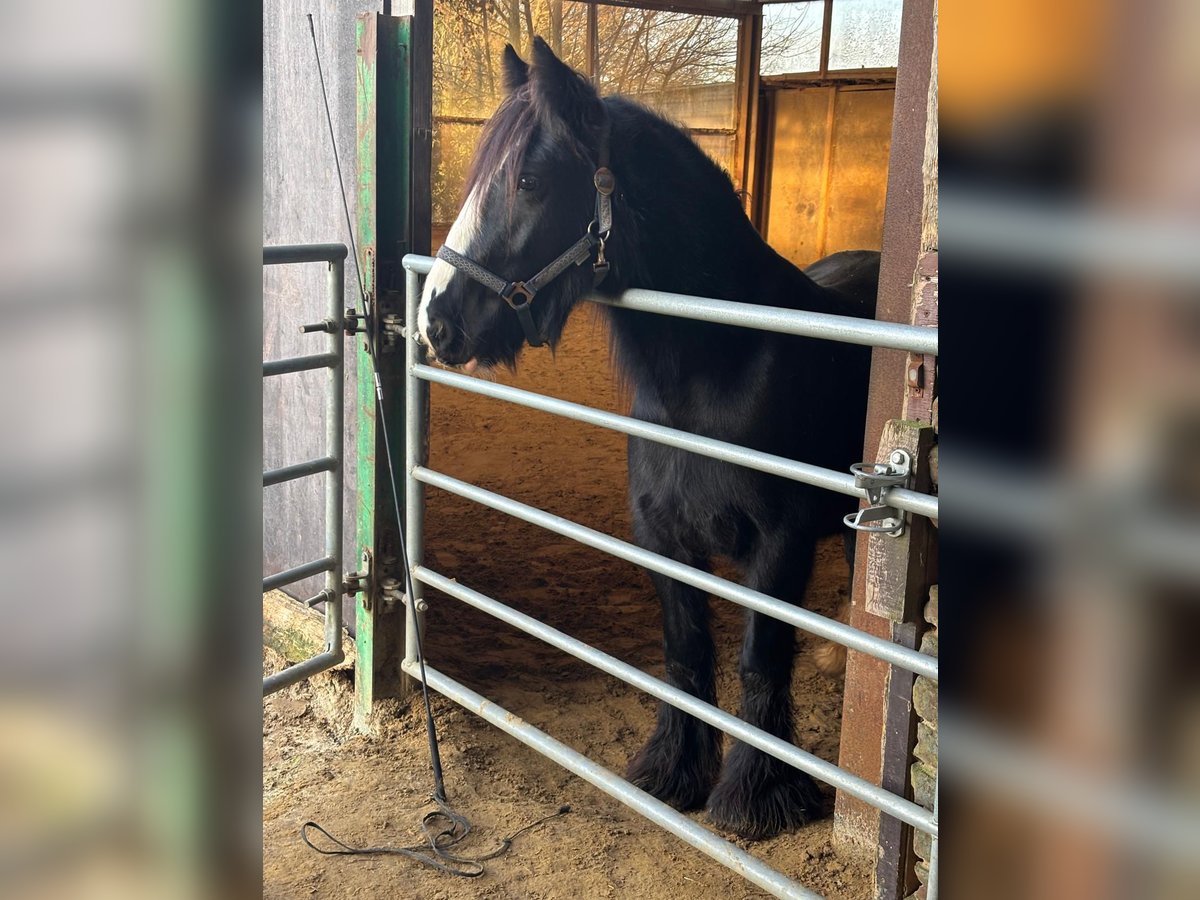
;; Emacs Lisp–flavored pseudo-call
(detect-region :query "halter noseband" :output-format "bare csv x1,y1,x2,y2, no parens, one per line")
434,140,615,348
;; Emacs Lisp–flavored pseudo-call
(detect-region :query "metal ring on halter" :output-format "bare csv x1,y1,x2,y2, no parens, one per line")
586,219,611,243
503,282,535,310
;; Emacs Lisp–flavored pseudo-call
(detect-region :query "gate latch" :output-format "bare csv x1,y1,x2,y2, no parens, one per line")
844,449,911,537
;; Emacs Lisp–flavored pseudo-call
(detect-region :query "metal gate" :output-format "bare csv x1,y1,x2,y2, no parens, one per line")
399,253,939,900
262,243,348,695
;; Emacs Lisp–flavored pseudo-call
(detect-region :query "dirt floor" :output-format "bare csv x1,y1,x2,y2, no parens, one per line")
263,308,871,898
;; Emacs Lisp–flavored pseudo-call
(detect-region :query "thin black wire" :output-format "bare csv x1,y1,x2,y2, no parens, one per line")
307,13,369,310
301,11,570,876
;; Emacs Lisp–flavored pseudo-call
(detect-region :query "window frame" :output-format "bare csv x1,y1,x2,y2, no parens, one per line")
759,0,901,81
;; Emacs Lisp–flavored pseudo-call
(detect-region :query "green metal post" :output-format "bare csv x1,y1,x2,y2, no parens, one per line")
354,12,413,731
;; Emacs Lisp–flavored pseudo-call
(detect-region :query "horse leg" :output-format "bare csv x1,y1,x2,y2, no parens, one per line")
707,531,824,839
626,562,721,810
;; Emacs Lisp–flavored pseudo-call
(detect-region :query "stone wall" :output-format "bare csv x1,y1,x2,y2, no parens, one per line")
908,585,938,897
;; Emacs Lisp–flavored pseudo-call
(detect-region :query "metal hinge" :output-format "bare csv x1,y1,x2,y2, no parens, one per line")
378,576,425,613
343,307,366,335
844,449,911,537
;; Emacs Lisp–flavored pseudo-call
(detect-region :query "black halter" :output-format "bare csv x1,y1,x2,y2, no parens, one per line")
435,143,615,348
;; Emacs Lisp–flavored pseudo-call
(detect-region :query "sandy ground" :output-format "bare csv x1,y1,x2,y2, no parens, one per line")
263,308,870,898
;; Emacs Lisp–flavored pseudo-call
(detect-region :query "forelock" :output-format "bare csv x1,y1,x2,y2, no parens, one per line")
463,87,538,205
462,85,596,208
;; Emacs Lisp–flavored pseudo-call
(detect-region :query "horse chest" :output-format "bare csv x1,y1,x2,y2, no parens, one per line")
629,438,766,557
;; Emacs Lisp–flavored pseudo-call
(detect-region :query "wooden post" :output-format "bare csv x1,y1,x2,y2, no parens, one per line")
864,421,937,900
833,2,938,899
735,12,762,210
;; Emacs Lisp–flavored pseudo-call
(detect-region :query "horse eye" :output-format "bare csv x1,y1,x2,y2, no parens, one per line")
517,174,540,192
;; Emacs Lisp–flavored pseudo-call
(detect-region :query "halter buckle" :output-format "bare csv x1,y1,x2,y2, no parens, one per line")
503,282,535,310
593,167,615,196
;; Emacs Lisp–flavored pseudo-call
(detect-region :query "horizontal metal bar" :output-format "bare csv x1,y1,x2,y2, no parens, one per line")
414,364,937,521
944,191,1200,288
262,456,337,487
262,556,335,593
417,566,937,834
414,467,937,681
263,353,339,377
955,717,1200,861
402,661,823,900
263,648,344,695
591,290,938,354
887,486,938,520
263,243,348,266
401,254,937,355
954,455,1200,583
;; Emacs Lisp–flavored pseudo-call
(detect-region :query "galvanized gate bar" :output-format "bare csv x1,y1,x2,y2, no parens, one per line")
400,661,823,900
262,555,336,592
264,243,351,265
262,243,347,695
401,254,938,355
263,648,345,694
413,466,938,682
414,363,939,521
593,289,938,354
404,267,430,668
263,456,338,487
415,565,937,835
400,249,941,899
263,352,340,377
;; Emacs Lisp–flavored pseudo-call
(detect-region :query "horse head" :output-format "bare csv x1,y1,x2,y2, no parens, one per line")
419,38,612,371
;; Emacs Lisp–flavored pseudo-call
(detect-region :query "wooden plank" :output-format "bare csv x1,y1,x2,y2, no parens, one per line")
411,0,433,257
834,2,937,896
762,84,894,267
763,86,833,265
734,12,762,206
263,590,355,667
903,252,938,423
876,622,920,900
848,421,936,900
865,420,937,623
823,86,895,258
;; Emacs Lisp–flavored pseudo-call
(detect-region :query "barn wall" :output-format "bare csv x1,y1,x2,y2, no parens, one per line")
263,0,376,612
763,84,894,267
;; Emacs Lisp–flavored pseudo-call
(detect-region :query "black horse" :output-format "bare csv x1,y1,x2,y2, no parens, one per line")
419,38,878,840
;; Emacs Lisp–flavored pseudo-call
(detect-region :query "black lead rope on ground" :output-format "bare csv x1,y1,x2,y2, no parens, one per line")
299,803,573,877
298,12,570,876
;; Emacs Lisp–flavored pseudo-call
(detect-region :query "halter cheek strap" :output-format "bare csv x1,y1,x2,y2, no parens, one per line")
434,148,615,349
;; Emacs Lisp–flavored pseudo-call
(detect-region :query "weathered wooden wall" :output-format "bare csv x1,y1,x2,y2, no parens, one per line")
263,0,376,617
762,84,895,266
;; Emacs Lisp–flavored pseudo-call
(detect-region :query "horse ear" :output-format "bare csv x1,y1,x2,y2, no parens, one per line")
528,36,604,143
501,44,528,93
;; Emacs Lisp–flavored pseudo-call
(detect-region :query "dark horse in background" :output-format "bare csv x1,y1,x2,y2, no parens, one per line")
419,38,878,840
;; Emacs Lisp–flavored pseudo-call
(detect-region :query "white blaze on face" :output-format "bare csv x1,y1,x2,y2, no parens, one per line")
417,184,483,346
